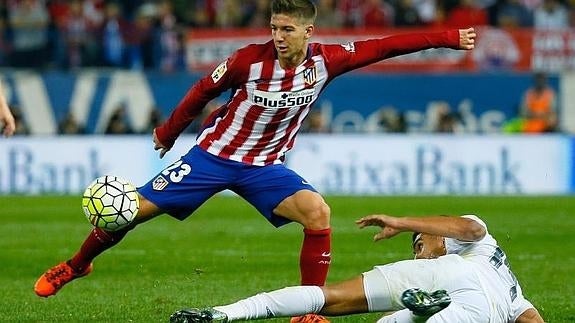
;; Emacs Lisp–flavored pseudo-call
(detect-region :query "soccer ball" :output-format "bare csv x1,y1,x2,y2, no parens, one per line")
82,175,140,231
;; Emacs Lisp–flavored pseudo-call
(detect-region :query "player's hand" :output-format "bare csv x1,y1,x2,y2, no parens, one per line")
153,128,170,159
458,27,476,50
356,214,403,241
1,106,16,137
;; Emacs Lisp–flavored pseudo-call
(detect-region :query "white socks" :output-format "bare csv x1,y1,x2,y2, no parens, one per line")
214,286,325,321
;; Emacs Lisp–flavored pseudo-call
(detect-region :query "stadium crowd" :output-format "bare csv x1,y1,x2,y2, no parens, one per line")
0,0,564,136
0,0,573,71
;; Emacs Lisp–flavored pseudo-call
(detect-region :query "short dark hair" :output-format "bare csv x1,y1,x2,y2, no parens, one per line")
412,232,421,247
271,0,317,24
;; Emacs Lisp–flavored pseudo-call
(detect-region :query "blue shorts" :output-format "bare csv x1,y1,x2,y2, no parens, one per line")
138,146,317,227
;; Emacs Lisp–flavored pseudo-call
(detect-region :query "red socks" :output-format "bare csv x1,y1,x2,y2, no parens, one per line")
68,227,331,285
69,227,129,272
300,228,331,286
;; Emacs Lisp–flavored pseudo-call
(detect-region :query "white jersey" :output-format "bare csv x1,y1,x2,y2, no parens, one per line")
444,215,534,322
366,214,535,323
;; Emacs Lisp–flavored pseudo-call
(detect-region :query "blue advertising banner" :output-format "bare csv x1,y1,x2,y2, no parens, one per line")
1,71,560,135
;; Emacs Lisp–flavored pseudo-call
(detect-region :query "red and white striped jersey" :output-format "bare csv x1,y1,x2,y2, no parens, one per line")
156,30,459,166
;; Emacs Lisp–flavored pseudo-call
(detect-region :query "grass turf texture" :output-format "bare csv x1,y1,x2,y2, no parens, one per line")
1,195,573,322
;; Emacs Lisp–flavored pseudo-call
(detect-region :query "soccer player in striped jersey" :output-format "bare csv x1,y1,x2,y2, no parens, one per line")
170,214,544,323
35,1,475,321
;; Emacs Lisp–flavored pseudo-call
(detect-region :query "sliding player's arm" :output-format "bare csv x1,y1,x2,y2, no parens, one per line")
356,214,486,242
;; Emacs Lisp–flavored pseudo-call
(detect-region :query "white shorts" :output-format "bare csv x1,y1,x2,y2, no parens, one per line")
362,254,491,323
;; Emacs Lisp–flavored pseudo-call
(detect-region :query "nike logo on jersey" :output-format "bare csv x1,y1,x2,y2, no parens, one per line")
321,252,331,257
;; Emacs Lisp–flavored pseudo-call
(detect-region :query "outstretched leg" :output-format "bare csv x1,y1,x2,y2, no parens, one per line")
34,195,162,297
170,275,369,322
273,190,332,286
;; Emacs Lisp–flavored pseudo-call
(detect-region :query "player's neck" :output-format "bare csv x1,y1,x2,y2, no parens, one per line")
279,49,308,70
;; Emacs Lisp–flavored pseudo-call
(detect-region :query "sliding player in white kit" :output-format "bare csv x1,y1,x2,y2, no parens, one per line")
171,214,544,322
366,214,543,322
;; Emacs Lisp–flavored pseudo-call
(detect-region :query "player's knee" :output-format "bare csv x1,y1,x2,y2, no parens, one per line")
302,199,330,229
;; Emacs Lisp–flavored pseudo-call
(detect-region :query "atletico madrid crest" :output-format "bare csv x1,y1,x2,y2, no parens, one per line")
303,66,317,86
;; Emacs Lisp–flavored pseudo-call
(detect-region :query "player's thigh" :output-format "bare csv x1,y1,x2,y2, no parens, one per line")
138,148,234,219
235,164,324,227
273,189,330,228
362,255,465,312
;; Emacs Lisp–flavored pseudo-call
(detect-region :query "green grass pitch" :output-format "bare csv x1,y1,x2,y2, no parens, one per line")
1,195,573,322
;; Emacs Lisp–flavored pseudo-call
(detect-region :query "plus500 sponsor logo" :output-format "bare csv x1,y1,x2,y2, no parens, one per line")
252,89,314,108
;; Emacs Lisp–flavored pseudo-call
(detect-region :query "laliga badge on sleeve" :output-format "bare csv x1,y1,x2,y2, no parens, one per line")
211,61,228,83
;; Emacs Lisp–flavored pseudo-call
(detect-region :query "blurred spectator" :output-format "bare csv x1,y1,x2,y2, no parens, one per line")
411,0,439,25
394,0,422,26
533,0,569,29
82,0,104,27
154,0,184,72
10,105,30,135
100,1,128,67
46,0,70,68
242,0,271,27
314,0,343,28
216,0,244,28
59,0,99,68
497,0,533,28
436,110,462,132
58,111,84,134
495,0,534,27
187,99,220,133
429,101,463,133
104,103,134,134
0,0,573,71
363,0,394,27
302,110,331,133
338,0,364,27
180,0,217,27
0,16,12,66
126,2,156,70
7,0,50,68
444,0,489,28
377,106,406,133
519,72,557,133
141,106,163,134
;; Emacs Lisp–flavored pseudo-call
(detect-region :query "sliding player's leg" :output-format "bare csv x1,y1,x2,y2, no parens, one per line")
170,276,367,322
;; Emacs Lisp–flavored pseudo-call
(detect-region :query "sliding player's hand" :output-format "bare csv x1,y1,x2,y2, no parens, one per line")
356,214,402,241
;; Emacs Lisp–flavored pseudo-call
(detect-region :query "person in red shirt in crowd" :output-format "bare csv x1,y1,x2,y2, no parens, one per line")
445,0,489,28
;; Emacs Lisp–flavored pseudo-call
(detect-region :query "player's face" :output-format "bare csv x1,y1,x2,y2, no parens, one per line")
413,234,447,259
270,14,313,69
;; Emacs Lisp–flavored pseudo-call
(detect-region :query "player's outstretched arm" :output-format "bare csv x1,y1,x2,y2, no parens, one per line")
356,214,485,242
0,84,15,137
458,27,476,50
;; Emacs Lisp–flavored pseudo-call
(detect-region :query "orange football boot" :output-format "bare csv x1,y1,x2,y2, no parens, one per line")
290,314,330,323
34,261,93,297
